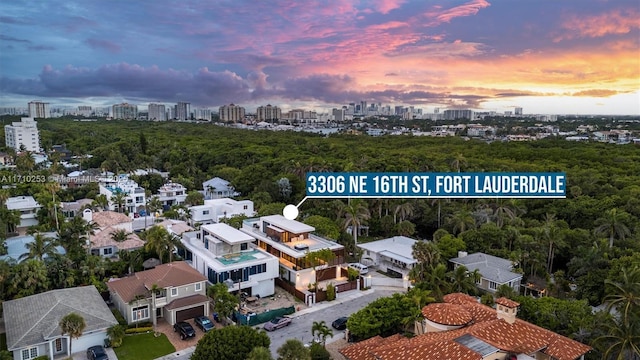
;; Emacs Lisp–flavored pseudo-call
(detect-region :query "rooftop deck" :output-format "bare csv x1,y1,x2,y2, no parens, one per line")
216,249,270,265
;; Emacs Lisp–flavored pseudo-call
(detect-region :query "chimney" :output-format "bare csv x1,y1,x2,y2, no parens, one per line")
457,251,468,258
82,208,93,222
495,297,519,324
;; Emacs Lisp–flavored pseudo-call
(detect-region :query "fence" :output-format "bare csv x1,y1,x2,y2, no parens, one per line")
369,277,404,288
235,305,296,326
275,278,306,302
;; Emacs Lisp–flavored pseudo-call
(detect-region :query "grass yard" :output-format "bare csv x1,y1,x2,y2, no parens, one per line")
114,333,175,360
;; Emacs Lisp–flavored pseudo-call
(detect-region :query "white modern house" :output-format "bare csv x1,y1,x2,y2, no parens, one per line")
202,177,239,199
188,198,255,226
98,174,146,214
5,195,41,229
180,223,279,298
449,252,523,294
4,117,40,152
156,182,187,208
357,236,419,278
240,215,345,291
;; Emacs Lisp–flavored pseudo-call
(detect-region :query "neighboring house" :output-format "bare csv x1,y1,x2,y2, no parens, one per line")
357,236,418,278
156,182,187,208
202,177,239,199
188,198,255,226
240,215,345,292
5,196,41,229
0,151,13,166
156,219,195,237
179,223,279,298
4,285,118,360
85,210,143,258
98,174,146,214
106,261,209,326
0,232,63,263
449,252,522,294
60,199,93,219
341,293,591,360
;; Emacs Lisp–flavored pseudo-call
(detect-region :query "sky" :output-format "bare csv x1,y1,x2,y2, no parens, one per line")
0,0,639,115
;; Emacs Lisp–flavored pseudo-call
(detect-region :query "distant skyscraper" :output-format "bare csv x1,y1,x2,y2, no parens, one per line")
256,104,281,121
77,106,92,117
28,101,50,119
219,104,245,122
5,117,40,152
148,103,167,121
112,103,138,120
193,108,212,121
175,102,191,121
332,108,345,122
443,109,475,120
515,107,523,115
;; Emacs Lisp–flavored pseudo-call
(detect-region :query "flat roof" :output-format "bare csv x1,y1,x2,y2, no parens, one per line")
261,215,314,233
357,236,418,262
202,223,255,244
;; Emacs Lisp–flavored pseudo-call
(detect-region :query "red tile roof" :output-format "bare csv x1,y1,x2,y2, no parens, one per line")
340,293,591,360
421,303,472,326
92,211,131,228
107,261,206,303
495,297,520,308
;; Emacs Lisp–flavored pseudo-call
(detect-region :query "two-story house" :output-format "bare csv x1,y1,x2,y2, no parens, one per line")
5,196,41,229
156,182,187,208
98,174,146,214
240,215,345,292
202,177,239,199
449,252,523,294
180,223,279,298
357,236,418,278
188,198,255,226
106,261,209,326
86,210,144,258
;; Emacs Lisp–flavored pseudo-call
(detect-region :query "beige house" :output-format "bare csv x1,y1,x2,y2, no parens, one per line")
107,261,208,326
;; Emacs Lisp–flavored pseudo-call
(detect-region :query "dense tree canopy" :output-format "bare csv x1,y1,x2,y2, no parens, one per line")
191,325,270,360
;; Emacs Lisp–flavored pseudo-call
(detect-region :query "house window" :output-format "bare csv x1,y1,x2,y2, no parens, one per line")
203,210,209,215
195,283,202,291
243,205,248,210
241,243,248,251
55,338,63,352
489,281,497,290
171,288,178,296
476,277,482,285
132,305,150,321
21,347,38,359
103,248,113,255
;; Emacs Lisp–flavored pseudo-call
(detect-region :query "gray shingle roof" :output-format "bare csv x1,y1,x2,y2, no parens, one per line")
4,285,118,351
450,252,522,284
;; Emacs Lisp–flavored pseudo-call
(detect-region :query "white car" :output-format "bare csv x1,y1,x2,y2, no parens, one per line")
348,263,368,274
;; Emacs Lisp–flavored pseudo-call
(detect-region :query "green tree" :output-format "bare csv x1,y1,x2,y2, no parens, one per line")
110,228,131,243
19,233,58,261
408,241,441,283
207,283,240,323
142,225,174,264
106,324,125,347
185,190,205,206
110,192,127,213
339,199,370,246
311,321,333,347
191,325,270,360
447,265,479,295
277,339,311,360
8,259,49,298
59,313,86,354
303,215,341,240
594,208,631,248
92,194,109,211
304,248,336,289
495,283,518,299
247,347,274,360
603,266,640,329
445,209,476,235
435,233,466,260
308,342,331,360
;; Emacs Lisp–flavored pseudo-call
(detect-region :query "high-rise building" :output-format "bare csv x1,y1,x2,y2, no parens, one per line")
193,108,212,121
256,104,281,122
28,101,50,119
332,108,345,122
175,102,191,121
5,117,40,152
77,106,93,117
219,104,245,122
112,103,138,119
148,103,166,121
443,109,475,120
515,107,523,115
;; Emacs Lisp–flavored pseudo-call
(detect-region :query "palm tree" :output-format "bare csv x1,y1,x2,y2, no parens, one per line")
311,320,333,347
448,265,479,294
110,229,131,243
446,209,476,235
111,192,127,213
142,225,173,264
603,266,640,328
595,315,640,360
339,199,370,246
92,194,109,211
119,248,143,274
450,153,467,173
594,208,631,248
106,324,125,348
19,233,58,261
393,201,414,224
59,313,86,355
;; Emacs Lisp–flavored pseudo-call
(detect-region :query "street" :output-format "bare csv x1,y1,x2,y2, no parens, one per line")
266,289,398,358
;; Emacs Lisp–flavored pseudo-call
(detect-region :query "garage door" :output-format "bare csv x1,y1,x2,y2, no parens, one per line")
176,305,204,322
72,331,106,353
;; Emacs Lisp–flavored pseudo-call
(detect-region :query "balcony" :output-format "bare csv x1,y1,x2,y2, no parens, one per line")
155,296,167,307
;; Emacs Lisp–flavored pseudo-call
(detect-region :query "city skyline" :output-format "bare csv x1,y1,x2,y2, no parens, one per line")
0,0,639,115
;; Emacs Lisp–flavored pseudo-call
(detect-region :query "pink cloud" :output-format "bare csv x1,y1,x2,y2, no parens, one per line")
374,0,406,14
555,8,640,41
433,0,491,23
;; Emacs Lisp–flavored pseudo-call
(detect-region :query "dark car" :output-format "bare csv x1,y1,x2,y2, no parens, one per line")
173,321,196,340
263,316,292,331
87,345,109,360
332,317,348,331
194,315,214,332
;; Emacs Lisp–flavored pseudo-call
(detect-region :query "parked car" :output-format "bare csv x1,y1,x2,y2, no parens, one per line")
348,263,369,274
194,315,214,332
173,321,196,340
332,317,348,330
263,316,292,331
87,345,109,360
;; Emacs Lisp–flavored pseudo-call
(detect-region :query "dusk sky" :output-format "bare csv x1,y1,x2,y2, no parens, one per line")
1,0,639,114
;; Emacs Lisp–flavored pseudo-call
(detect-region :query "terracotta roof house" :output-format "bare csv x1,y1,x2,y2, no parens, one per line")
106,261,208,326
90,210,132,229
450,252,523,294
4,285,117,360
340,293,591,360
84,210,142,258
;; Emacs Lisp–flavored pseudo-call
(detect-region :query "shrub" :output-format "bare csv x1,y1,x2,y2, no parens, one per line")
309,342,330,360
125,327,153,334
326,283,336,301
128,321,152,329
111,308,127,326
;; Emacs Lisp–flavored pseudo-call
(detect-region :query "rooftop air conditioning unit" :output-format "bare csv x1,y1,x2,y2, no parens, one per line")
294,244,309,251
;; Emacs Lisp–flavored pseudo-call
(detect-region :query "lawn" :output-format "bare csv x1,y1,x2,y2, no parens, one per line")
113,333,175,360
